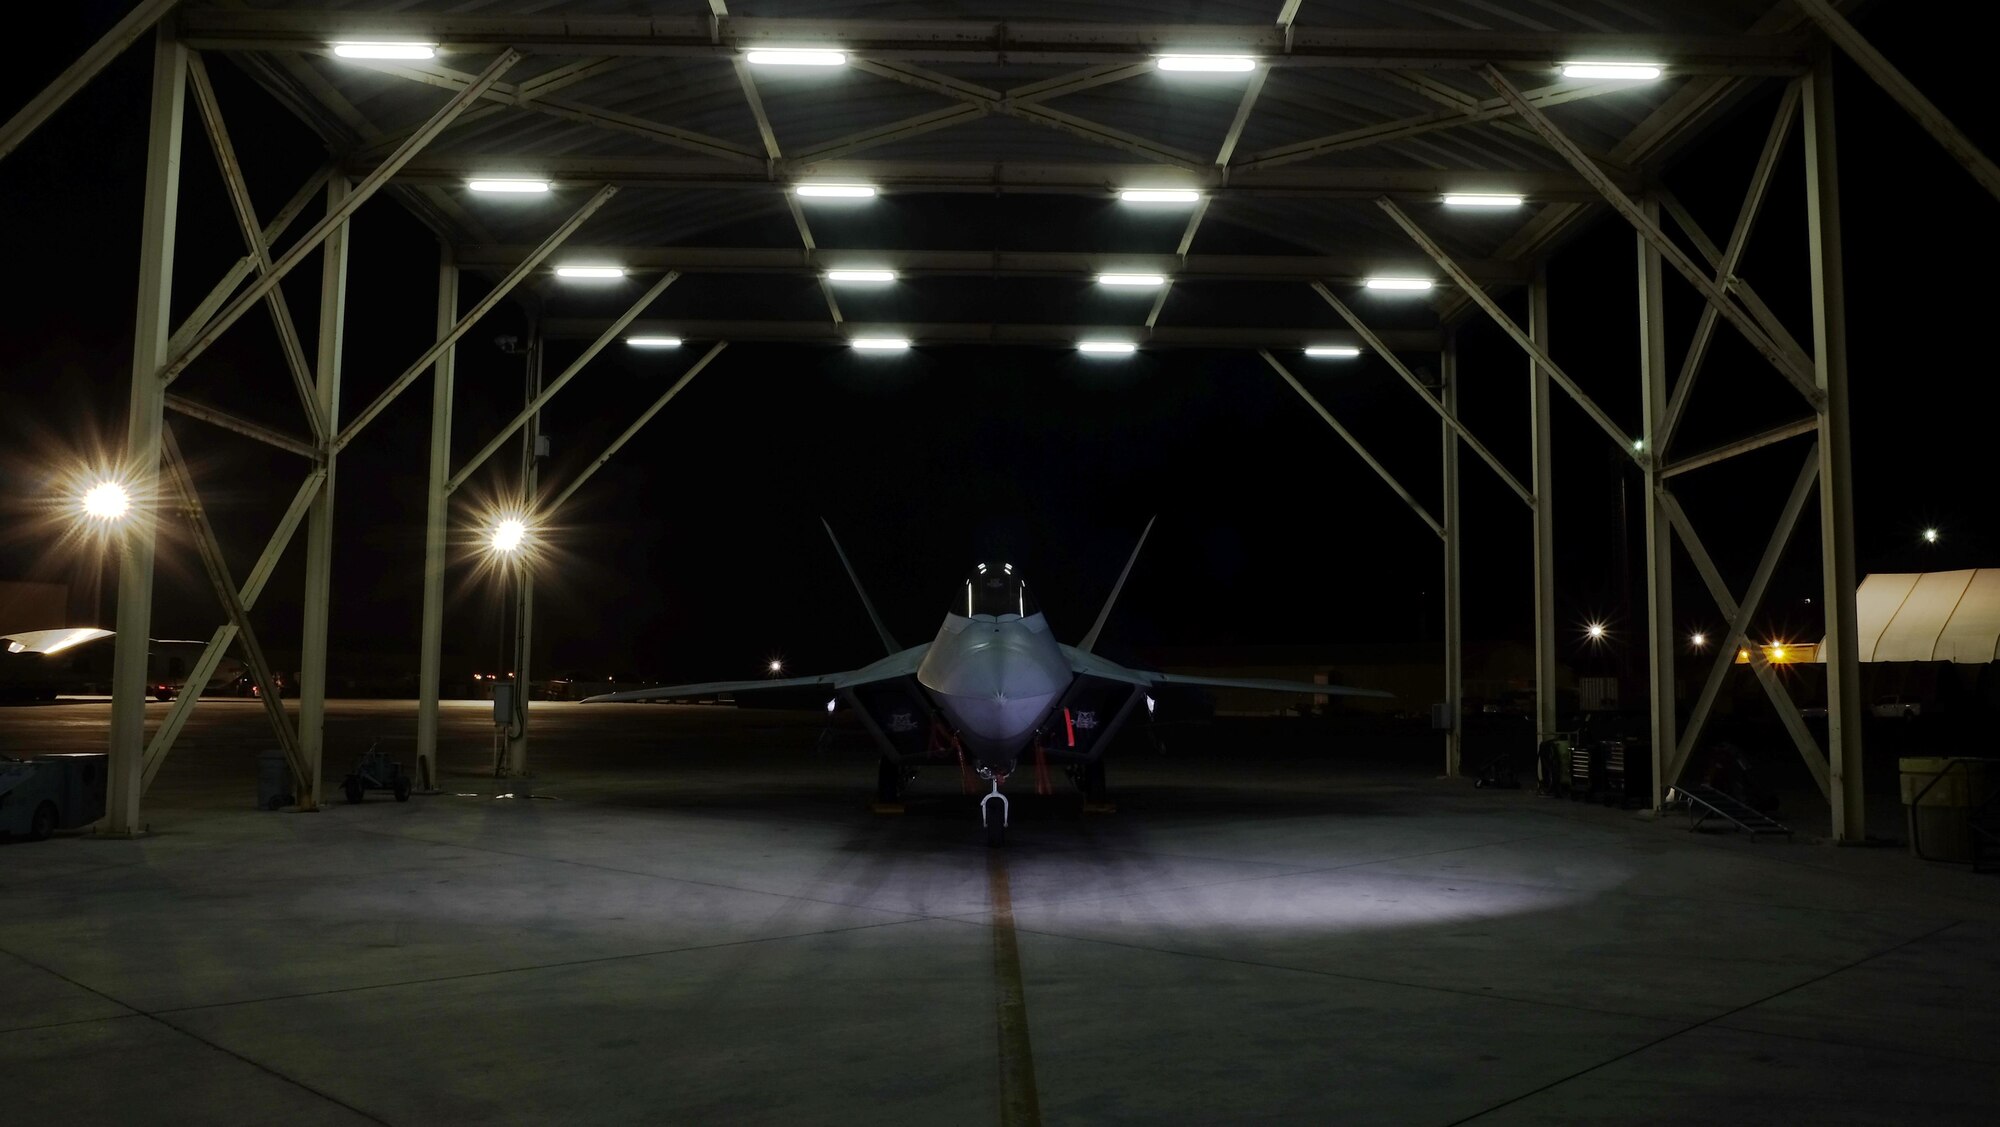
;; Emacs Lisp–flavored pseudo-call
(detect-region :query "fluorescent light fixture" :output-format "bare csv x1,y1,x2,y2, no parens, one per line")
1442,193,1524,208
850,337,911,350
625,337,682,348
1078,341,1137,354
555,266,625,279
1157,55,1257,73
467,178,551,194
1560,61,1662,80
1119,189,1202,204
1097,273,1167,287
825,269,897,283
331,42,436,60
746,48,847,67
1305,345,1362,358
1363,277,1434,292
794,183,876,199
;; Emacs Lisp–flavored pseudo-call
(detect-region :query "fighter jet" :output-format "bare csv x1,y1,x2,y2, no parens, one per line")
586,520,1388,843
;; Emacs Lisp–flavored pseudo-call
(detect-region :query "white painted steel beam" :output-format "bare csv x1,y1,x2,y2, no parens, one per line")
1528,268,1557,747
1262,350,1444,539
1639,197,1675,811
0,0,182,163
414,253,457,793
298,173,349,811
106,25,187,838
545,342,730,516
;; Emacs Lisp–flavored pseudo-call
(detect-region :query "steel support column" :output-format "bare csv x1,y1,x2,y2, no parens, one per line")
504,321,543,779
1529,268,1558,746
1441,331,1462,778
414,251,458,792
1639,198,1675,810
105,25,186,837
1805,43,1866,842
297,175,350,811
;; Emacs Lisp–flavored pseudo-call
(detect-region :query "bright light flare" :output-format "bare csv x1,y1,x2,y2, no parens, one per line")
1078,341,1137,355
1585,622,1608,641
767,659,785,674
794,183,876,198
1119,189,1202,204
1442,194,1524,208
1364,277,1434,292
1561,61,1663,81
490,517,527,554
1157,55,1257,73
1923,527,1940,544
850,337,911,351
1305,345,1362,358
468,178,551,194
625,337,682,348
555,266,624,280
332,42,436,60
1690,632,1708,649
746,49,847,66
825,269,897,283
81,481,131,522
1097,273,1167,287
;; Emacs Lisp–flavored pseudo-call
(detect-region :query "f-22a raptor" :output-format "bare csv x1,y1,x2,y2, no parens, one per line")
586,520,1388,844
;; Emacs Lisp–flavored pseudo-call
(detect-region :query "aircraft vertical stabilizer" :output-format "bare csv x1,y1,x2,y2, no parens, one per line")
822,519,900,656
1078,515,1156,654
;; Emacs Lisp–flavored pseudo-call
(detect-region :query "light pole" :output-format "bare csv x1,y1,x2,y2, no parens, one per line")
75,476,135,637
488,514,529,778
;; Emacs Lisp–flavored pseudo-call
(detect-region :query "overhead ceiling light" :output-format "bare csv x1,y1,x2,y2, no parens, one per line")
1363,277,1434,292
794,183,876,199
1156,55,1258,73
746,48,847,67
1442,193,1524,208
1078,341,1138,354
331,42,437,60
1097,273,1167,287
1119,189,1202,204
625,337,682,348
555,266,625,280
825,269,897,283
1305,346,1362,358
1560,61,1662,80
850,337,911,350
467,178,551,194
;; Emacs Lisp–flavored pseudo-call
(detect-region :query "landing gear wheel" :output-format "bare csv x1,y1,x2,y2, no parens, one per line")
343,778,364,805
393,776,411,802
876,757,901,804
28,802,57,841
1082,760,1107,804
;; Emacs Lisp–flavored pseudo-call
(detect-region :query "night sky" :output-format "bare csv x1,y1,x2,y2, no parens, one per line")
3,3,1997,689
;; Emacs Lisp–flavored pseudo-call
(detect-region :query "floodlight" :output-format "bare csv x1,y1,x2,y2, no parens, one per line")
825,269,897,283
746,49,847,66
768,659,785,673
1363,277,1434,292
1585,622,1607,640
851,337,911,350
1690,633,1708,648
80,481,131,522
794,183,876,199
626,337,682,348
1157,55,1257,73
1097,273,1167,287
1305,346,1362,358
490,518,527,553
1119,189,1202,204
1078,341,1137,354
555,266,625,279
1923,527,1940,544
468,178,551,194
1560,62,1662,80
1442,194,1524,208
332,42,437,60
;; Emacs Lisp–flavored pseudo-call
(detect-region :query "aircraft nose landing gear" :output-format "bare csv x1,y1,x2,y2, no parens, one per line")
978,769,1009,846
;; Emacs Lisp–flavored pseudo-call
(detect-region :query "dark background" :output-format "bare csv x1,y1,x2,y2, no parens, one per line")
1,3,1994,690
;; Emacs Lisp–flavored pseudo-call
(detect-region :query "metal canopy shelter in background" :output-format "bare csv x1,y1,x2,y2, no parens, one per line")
6,0,1994,843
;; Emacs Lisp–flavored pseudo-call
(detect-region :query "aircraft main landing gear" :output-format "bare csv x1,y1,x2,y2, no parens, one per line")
979,770,1008,847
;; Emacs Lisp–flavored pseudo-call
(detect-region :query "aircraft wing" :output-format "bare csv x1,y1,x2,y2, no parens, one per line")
1060,646,1391,699
582,644,931,705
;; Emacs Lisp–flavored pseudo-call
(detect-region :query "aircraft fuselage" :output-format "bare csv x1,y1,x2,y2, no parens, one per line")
916,611,1071,774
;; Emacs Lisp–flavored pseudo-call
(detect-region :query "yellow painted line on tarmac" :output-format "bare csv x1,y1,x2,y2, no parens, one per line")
988,849,1043,1127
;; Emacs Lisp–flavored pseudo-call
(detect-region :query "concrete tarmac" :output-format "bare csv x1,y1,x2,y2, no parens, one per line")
2,699,1997,1125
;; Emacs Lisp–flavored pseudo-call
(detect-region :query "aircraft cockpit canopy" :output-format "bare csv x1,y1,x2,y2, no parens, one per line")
961,562,1039,618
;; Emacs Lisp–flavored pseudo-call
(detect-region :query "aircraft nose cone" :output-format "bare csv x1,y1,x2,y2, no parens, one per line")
922,623,1068,747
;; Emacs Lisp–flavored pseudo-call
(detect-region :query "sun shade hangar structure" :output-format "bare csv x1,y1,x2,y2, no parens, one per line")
1835,571,2000,663
9,1,1997,842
